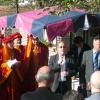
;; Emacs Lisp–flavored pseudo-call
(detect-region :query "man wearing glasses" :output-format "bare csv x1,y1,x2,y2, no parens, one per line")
48,41,77,95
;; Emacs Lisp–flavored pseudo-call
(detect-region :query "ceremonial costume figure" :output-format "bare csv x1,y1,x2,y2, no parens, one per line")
11,32,26,62
23,35,48,92
0,36,23,100
11,32,27,81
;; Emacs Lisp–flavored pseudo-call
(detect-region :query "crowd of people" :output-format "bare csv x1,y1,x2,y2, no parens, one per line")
0,30,100,100
0,32,48,100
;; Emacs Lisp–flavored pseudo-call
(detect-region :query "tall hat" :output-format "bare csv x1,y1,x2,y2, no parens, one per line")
11,32,22,39
3,36,13,43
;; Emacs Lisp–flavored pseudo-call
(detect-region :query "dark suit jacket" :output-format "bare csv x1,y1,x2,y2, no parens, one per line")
85,93,100,100
80,50,94,85
70,43,91,67
21,87,62,100
48,54,77,92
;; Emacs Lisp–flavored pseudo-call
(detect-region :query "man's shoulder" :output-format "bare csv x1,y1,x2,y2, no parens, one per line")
84,49,92,54
47,92,62,100
21,89,62,100
21,91,35,100
85,93,100,100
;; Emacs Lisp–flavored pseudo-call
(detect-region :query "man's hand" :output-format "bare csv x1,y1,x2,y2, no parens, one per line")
7,59,18,68
61,71,69,77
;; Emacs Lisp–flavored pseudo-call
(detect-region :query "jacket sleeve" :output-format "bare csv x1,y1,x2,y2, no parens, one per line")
48,55,60,73
67,55,78,77
79,52,86,84
68,66,78,77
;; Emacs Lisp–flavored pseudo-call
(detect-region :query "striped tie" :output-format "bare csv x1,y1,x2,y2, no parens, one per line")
94,51,100,71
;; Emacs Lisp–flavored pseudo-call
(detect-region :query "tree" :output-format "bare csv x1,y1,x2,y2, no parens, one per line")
33,0,100,13
0,0,13,5
0,0,100,14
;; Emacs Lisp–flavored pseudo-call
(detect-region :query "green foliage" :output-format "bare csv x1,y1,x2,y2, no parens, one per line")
0,0,100,14
41,39,49,46
0,0,14,5
35,0,100,13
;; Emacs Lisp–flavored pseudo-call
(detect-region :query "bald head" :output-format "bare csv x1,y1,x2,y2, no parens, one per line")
36,66,54,85
90,71,100,93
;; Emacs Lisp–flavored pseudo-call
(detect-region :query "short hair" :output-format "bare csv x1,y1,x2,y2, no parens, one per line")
35,66,54,83
63,90,84,100
73,36,83,44
57,41,65,47
93,36,100,41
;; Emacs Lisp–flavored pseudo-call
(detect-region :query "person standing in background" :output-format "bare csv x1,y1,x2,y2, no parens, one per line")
80,36,100,97
70,36,91,97
49,41,77,95
23,34,49,92
70,36,91,69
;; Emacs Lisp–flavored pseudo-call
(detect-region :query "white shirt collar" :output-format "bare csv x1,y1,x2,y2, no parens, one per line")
93,49,99,54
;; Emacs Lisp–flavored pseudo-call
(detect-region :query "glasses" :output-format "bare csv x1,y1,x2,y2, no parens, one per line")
58,46,66,48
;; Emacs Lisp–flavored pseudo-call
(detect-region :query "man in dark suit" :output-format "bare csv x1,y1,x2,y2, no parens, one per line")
85,71,100,100
70,36,91,70
21,66,62,100
49,41,77,95
80,36,100,97
70,36,91,97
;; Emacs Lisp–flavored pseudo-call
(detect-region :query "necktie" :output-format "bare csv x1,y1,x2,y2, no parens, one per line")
94,51,100,71
61,56,64,64
59,56,66,81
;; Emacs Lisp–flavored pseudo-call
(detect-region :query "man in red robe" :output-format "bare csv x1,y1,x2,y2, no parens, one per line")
33,36,48,70
23,35,49,92
11,32,29,94
11,32,26,62
0,36,23,100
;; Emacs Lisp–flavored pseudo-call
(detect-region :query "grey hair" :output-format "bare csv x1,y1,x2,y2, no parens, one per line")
36,68,54,83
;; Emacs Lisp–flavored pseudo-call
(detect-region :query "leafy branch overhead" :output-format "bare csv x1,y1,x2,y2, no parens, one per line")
0,0,100,14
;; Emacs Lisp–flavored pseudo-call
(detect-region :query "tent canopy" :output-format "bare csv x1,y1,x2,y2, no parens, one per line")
0,9,99,41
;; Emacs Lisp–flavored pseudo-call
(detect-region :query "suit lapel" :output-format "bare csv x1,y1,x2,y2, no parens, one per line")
55,54,59,65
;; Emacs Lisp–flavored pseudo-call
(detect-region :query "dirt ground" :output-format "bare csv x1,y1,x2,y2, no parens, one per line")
0,5,64,17
0,5,33,16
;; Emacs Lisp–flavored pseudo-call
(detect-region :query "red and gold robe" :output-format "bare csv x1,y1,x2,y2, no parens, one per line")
14,45,26,62
23,37,48,92
0,44,23,100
